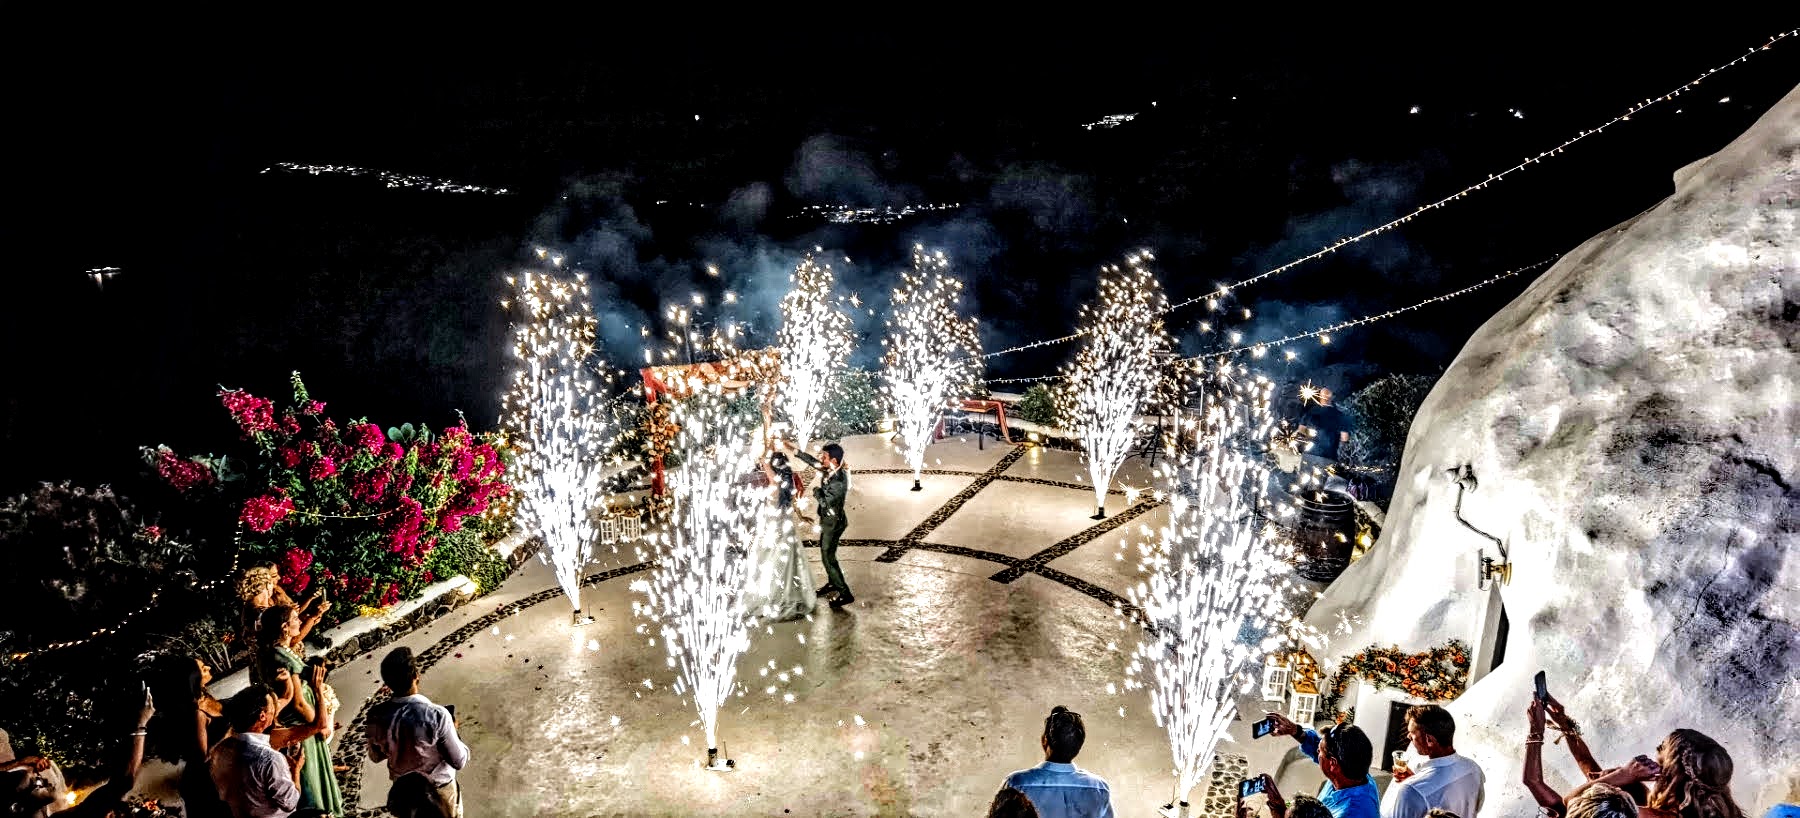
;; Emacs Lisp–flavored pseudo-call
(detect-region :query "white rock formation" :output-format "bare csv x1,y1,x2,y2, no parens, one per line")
1305,85,1798,816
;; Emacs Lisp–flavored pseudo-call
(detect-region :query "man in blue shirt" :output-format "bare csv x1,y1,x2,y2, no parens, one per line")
1264,712,1380,818
1002,705,1114,818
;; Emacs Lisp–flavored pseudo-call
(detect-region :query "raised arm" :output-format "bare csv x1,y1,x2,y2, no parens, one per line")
269,665,329,749
1543,693,1602,778
1523,698,1565,817
295,597,331,643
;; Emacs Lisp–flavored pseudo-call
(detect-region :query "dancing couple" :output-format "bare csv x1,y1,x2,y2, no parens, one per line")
745,408,855,620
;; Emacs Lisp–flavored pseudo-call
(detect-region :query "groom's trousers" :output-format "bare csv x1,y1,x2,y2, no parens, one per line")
819,517,851,595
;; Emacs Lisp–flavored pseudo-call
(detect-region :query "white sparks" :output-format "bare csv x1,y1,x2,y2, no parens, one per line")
635,385,766,751
1061,252,1171,516
881,246,983,486
1120,369,1317,805
502,271,620,613
776,253,853,450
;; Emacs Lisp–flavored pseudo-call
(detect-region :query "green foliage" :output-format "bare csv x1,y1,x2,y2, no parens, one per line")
1014,384,1061,426
0,483,200,644
814,369,881,440
1339,374,1437,467
422,530,509,596
0,483,235,780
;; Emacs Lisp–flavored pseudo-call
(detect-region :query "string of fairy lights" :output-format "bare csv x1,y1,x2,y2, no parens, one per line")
979,253,1561,384
8,524,250,662
1185,254,1563,362
980,28,1799,362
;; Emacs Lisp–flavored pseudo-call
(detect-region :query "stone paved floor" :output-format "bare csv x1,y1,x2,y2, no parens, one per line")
325,434,1330,816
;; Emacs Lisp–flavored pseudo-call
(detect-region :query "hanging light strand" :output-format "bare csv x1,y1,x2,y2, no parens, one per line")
979,28,1798,361
1186,254,1560,362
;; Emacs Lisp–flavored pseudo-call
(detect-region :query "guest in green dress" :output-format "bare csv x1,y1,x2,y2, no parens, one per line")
257,604,344,815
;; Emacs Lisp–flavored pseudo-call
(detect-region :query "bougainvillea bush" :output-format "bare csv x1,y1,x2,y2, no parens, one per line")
156,373,515,627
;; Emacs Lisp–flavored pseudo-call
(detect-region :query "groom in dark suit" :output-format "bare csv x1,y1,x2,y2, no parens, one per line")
789,441,854,607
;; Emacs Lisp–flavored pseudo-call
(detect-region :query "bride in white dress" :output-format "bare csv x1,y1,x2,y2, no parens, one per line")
742,449,817,622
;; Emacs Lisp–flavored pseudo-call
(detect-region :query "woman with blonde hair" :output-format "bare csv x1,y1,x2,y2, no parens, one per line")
1569,729,1744,818
236,565,329,673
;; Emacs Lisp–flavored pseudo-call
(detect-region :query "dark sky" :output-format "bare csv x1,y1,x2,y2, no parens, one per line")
4,20,1796,492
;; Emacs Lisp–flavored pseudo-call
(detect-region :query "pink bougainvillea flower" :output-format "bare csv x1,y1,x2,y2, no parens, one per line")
241,491,295,533
277,446,304,469
219,389,279,436
154,448,216,492
380,581,401,607
302,400,327,415
309,456,338,480
350,422,386,455
140,525,165,541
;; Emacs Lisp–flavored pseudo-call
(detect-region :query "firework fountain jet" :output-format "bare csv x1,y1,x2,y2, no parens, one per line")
631,379,765,770
775,253,853,451
501,268,619,623
1123,368,1317,816
881,246,983,491
1062,251,1172,518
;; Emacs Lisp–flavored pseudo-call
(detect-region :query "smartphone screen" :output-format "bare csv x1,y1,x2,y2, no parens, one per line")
1239,777,1267,799
1252,717,1274,739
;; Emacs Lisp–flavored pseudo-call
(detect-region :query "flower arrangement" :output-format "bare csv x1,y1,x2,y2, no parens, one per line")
155,373,515,625
1319,639,1471,717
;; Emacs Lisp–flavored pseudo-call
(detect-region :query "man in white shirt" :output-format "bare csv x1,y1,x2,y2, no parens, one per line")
209,685,303,818
1381,705,1485,818
366,647,469,818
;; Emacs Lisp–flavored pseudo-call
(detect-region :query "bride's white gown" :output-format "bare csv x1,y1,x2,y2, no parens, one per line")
743,506,817,622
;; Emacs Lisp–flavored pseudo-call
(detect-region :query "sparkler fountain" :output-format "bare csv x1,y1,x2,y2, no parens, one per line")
1062,251,1172,518
775,253,853,451
880,246,983,491
630,379,766,771
1122,369,1317,817
501,268,620,625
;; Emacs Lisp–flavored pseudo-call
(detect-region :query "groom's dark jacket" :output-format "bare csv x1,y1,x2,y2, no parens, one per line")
794,451,849,529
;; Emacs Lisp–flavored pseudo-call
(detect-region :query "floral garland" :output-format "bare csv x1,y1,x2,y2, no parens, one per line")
1319,639,1471,717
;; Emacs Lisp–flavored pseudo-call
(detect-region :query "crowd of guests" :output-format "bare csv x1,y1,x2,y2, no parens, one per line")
0,575,1785,818
1,560,469,818
976,690,1775,818
2,642,467,818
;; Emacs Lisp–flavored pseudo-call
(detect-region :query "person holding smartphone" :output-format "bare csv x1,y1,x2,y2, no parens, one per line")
1260,712,1380,818
366,647,468,818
